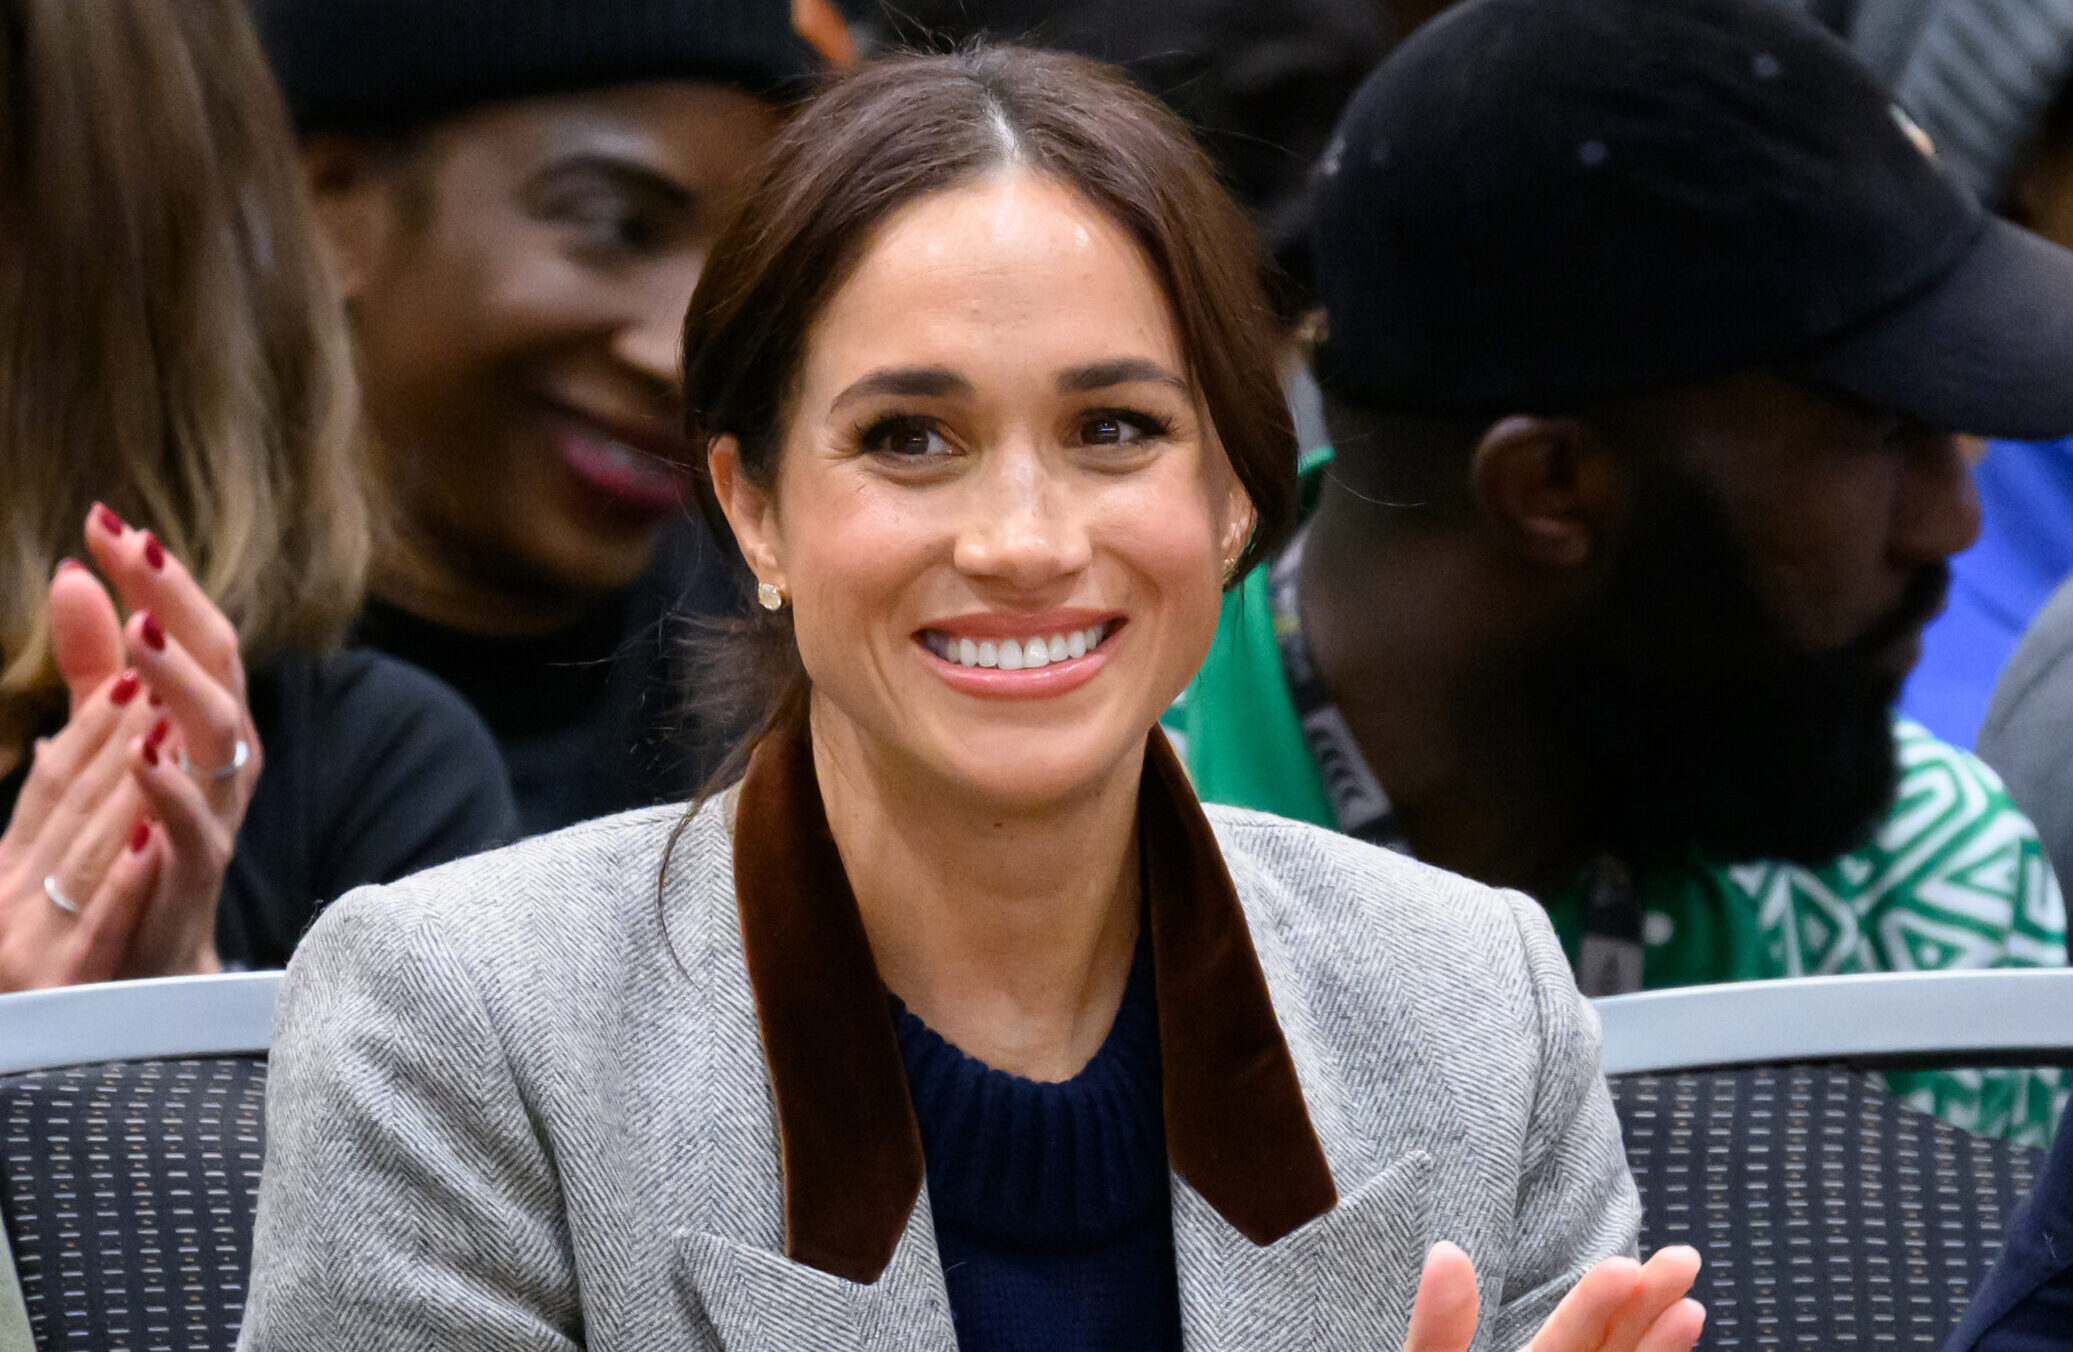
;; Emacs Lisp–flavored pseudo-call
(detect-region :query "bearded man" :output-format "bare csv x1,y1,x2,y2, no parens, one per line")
1169,0,2071,1144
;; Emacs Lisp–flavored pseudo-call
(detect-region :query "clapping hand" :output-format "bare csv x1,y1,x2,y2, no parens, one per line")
1404,1242,1704,1352
0,505,261,989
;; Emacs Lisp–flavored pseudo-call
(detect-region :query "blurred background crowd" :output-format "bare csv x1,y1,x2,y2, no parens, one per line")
6,0,2073,1343
4,0,2073,1117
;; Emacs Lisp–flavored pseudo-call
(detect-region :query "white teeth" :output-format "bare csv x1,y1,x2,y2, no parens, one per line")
932,623,1113,669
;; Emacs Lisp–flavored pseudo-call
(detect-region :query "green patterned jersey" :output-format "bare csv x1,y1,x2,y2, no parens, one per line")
1544,721,2068,1147
1170,569,2070,1146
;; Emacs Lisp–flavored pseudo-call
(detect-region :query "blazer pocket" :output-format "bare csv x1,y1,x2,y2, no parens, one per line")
1179,1150,1435,1352
673,1230,957,1352
1286,1150,1436,1352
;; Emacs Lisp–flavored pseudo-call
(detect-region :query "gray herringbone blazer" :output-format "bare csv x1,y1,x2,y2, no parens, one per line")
239,795,1638,1351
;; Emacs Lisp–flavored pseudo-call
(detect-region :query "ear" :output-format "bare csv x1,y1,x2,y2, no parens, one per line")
299,137,408,303
1218,479,1258,571
708,436,784,588
1466,415,1617,568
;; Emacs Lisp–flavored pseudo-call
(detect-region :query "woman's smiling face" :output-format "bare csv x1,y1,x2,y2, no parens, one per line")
714,171,1254,810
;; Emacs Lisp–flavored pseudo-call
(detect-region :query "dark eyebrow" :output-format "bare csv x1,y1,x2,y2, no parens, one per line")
529,154,695,210
830,367,975,410
1056,359,1188,395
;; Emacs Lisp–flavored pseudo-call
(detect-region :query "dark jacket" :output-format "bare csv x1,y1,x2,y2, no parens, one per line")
1946,1115,2073,1352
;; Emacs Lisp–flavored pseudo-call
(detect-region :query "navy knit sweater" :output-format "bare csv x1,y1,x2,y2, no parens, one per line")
889,937,1183,1352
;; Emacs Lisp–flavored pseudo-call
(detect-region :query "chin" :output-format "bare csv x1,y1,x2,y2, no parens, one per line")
1605,685,1901,871
520,517,667,597
918,718,1146,812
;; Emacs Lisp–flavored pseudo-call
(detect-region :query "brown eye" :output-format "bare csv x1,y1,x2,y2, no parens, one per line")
860,415,952,458
531,176,691,260
1079,410,1171,447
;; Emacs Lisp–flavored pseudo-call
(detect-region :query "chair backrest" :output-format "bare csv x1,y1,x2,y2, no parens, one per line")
1596,971,2073,1352
0,975,280,1352
4,969,2067,1349
1611,1065,2040,1349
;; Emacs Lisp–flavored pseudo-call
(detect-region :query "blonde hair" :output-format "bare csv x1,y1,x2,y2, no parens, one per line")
0,0,367,745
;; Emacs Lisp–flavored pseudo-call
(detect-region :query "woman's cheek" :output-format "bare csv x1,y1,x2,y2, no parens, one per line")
1093,475,1226,595
787,496,931,655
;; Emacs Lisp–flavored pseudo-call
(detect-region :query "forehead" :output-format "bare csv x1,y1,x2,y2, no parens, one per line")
802,171,1185,385
426,81,778,179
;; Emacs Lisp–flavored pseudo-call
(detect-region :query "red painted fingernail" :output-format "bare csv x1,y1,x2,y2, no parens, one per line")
110,670,140,706
129,820,151,854
140,613,165,651
93,502,126,536
142,737,159,768
142,531,165,572
54,557,85,577
145,718,170,750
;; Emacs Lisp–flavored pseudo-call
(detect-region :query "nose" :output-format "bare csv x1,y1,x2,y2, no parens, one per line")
612,302,687,389
610,252,706,389
1892,428,1982,564
952,446,1094,590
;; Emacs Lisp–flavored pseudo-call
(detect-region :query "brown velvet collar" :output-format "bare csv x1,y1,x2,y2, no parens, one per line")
731,715,1337,1283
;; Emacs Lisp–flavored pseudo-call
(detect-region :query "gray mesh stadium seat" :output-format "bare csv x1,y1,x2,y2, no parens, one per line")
1597,970,2073,1351
2,1059,268,1351
3,968,2067,1349
0,974,280,1352
1612,1066,2041,1348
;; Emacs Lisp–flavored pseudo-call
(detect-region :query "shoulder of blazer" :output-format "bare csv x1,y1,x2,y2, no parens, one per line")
302,795,741,1010
361,795,726,913
1202,802,1548,970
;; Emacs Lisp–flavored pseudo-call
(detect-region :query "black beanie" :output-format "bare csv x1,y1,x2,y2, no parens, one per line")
251,0,823,134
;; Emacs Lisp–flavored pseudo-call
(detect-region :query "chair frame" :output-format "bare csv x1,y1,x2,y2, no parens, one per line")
0,972,281,1076
3,967,2070,1077
1594,968,2073,1075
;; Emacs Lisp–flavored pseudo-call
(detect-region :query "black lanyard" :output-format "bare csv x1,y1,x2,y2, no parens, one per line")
1268,537,1406,852
1269,533,1645,995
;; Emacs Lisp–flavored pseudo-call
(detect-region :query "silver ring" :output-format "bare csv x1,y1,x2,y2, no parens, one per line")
43,875,80,916
178,738,249,784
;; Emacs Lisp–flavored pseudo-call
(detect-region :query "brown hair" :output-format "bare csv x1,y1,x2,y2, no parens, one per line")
0,0,366,747
679,44,1299,773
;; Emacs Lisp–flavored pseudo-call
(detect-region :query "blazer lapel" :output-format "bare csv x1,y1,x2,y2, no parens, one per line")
1174,1151,1435,1352
1141,731,1339,1242
731,719,925,1283
726,713,1353,1352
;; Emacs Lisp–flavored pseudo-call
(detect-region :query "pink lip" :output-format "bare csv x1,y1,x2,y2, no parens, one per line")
913,613,1124,700
920,643,1111,700
543,408,692,517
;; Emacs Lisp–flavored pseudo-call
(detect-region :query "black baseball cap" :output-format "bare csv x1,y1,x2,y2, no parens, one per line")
1310,0,2073,439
